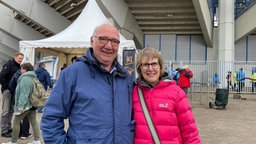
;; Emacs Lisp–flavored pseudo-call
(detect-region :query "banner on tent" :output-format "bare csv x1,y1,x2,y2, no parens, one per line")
123,49,136,80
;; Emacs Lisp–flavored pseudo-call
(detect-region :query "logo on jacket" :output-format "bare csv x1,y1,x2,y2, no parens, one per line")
159,103,168,108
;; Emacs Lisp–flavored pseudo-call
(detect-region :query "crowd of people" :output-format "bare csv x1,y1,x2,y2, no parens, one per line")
211,68,254,93
0,53,52,144
0,23,201,143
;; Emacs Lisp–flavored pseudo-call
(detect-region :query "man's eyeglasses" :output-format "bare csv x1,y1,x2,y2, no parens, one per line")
141,62,159,70
93,36,120,46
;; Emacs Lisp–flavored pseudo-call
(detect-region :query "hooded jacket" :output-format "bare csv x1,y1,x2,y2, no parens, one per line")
41,48,134,144
35,66,52,90
132,75,201,144
14,71,36,115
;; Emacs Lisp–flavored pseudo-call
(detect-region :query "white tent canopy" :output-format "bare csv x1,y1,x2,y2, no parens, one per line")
19,0,135,69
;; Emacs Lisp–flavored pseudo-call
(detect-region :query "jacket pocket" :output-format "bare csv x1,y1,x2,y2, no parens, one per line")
67,128,109,144
115,121,135,143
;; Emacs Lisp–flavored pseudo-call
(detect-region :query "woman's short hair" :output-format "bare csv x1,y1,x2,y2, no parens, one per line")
136,47,165,80
21,63,34,71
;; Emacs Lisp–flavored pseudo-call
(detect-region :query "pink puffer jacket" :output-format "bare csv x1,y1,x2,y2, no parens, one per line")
132,79,201,144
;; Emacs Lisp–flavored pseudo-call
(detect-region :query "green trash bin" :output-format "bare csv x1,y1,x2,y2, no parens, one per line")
215,88,229,108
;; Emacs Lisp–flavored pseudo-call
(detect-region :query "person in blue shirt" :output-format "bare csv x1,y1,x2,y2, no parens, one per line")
173,68,180,84
236,68,246,93
40,23,134,144
213,73,220,87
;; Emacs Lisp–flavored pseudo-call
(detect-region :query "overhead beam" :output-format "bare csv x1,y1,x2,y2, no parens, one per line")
131,9,195,14
138,21,199,25
141,26,201,30
235,3,256,41
192,0,213,47
143,31,202,35
134,15,198,20
127,2,193,8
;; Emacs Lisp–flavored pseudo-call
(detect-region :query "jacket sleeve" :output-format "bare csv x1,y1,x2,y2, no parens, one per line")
45,71,52,88
41,70,74,144
0,62,11,90
176,90,202,144
9,75,17,94
9,71,20,94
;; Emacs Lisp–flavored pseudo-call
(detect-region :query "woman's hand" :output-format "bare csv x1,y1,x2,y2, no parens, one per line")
19,109,25,113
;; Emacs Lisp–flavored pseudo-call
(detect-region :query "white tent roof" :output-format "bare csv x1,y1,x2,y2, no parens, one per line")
19,0,135,64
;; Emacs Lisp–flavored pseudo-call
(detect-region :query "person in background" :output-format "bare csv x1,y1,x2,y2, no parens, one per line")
251,71,256,92
34,63,52,113
40,23,134,143
170,68,176,80
132,48,201,144
236,68,246,93
2,63,41,144
173,68,180,84
226,71,233,90
178,64,193,95
60,63,67,71
213,73,220,87
164,66,169,73
0,52,24,138
71,56,77,63
233,71,237,90
8,69,31,140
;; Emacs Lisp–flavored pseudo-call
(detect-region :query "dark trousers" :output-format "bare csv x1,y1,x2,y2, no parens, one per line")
237,82,245,93
252,82,256,92
19,116,30,137
227,81,233,90
234,83,237,89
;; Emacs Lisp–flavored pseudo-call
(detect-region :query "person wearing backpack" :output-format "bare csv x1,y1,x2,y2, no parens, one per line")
8,69,31,140
2,63,41,144
34,63,52,113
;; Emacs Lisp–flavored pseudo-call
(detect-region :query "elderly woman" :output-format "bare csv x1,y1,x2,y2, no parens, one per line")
132,48,201,144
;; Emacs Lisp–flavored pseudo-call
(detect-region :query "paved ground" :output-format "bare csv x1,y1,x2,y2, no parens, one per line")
0,92,256,143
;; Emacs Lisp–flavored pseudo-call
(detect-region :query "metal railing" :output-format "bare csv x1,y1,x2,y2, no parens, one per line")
188,82,210,107
166,61,256,94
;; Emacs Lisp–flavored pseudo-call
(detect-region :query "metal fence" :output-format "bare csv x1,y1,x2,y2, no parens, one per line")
165,61,256,107
167,60,256,94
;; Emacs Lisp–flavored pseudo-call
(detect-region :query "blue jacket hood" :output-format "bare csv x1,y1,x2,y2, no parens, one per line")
34,66,52,90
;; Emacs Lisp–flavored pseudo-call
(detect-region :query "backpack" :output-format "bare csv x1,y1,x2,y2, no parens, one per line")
30,76,48,108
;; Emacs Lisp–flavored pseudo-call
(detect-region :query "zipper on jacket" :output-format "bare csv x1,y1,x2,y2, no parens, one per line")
111,73,115,144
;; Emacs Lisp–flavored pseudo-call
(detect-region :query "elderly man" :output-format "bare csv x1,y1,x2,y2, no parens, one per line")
41,23,134,144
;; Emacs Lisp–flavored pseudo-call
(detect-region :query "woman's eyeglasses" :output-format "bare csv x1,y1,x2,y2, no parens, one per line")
93,36,120,46
141,62,159,70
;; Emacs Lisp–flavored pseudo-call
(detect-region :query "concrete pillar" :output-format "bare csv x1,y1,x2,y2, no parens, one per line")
217,0,235,88
218,0,235,61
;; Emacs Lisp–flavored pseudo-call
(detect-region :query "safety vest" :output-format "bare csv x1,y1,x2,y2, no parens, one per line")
252,72,256,82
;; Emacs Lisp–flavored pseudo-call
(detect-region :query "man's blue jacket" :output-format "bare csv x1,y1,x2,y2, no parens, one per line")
41,48,134,144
